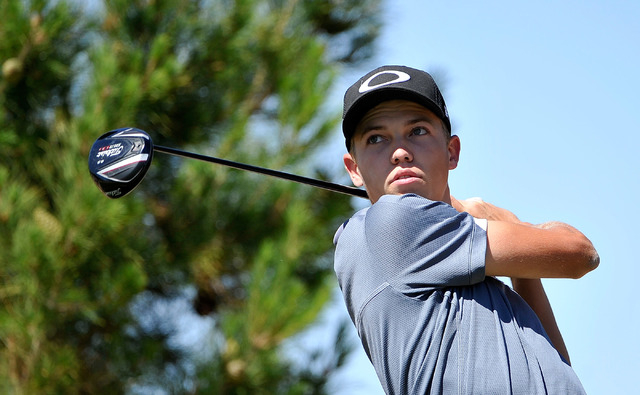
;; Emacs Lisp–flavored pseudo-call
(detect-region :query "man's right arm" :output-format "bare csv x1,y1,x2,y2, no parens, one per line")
484,218,599,279
451,196,599,363
451,197,600,279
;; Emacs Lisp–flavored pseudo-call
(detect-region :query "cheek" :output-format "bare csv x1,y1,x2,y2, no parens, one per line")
356,159,382,186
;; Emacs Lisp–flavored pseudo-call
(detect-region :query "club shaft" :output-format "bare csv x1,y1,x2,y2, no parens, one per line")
154,145,368,199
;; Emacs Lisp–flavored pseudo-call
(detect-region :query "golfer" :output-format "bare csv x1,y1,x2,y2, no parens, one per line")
333,65,599,394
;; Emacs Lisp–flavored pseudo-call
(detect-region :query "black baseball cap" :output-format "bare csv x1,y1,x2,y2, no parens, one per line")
342,65,451,150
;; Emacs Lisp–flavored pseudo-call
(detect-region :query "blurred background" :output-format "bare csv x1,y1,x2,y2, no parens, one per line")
0,0,637,394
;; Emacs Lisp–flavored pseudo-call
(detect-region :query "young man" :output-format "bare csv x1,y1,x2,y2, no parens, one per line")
333,65,599,394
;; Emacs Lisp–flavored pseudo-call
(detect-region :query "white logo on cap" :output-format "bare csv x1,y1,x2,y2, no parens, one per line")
359,70,411,93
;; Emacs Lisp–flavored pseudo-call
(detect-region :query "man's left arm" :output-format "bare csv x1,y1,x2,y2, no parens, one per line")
510,277,572,364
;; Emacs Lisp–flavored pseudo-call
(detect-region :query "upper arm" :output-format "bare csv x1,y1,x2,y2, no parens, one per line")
484,220,600,278
363,195,486,290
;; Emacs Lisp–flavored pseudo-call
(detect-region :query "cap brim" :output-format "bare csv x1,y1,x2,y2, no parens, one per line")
342,88,449,149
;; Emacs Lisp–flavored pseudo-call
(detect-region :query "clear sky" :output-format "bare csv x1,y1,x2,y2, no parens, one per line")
321,1,640,394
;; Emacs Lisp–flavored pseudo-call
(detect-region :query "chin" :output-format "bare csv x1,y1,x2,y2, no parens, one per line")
389,186,426,197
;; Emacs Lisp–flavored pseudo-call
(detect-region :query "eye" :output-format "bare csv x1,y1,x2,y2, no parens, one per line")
410,127,429,136
366,134,385,145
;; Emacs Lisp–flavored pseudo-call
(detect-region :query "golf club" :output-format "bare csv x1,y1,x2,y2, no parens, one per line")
88,127,368,199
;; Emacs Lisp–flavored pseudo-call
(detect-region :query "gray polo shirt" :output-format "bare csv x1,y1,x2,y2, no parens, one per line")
333,194,585,394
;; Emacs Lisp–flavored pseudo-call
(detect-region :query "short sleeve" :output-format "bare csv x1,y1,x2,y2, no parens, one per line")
364,194,486,296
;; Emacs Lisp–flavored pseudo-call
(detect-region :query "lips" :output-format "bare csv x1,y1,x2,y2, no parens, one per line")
391,169,421,184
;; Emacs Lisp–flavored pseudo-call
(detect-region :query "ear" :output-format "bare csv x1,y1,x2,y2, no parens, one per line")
447,135,461,170
343,153,364,187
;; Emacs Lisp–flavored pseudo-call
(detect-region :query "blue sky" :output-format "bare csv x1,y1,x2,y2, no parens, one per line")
321,1,640,394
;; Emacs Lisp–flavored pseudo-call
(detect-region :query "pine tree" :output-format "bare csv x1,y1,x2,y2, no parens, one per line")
0,0,380,393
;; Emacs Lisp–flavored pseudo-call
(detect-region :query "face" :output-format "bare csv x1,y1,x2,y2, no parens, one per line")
343,100,460,204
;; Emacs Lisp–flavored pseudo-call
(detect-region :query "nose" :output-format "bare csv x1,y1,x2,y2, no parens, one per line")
391,146,413,164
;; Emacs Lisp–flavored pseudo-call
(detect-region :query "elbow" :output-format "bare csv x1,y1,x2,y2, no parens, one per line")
567,239,600,279
575,249,600,278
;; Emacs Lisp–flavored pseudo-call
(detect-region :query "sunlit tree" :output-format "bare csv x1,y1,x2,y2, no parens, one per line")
0,0,380,392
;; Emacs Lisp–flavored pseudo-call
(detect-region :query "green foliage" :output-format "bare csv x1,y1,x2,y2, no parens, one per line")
0,0,380,393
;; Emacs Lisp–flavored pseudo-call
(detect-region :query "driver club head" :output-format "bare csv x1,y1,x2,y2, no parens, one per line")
88,127,153,199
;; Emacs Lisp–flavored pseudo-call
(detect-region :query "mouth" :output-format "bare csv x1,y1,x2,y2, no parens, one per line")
390,169,421,185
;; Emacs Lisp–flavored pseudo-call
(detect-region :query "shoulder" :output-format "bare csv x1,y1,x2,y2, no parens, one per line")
373,194,459,217
333,206,368,245
334,194,483,246
333,195,440,243
376,193,446,210
367,194,468,233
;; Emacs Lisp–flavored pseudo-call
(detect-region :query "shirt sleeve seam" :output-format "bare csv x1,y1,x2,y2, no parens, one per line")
468,218,487,284
356,282,391,332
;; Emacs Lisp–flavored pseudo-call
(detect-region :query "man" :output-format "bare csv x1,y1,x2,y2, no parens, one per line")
333,65,599,394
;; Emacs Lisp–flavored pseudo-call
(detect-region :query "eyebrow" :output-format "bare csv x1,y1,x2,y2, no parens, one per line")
358,117,437,135
358,124,384,135
407,117,437,126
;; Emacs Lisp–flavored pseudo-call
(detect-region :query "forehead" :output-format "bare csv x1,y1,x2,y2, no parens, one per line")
355,100,441,133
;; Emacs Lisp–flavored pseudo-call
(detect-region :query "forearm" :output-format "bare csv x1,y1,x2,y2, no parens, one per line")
511,278,571,365
451,196,599,279
486,220,599,278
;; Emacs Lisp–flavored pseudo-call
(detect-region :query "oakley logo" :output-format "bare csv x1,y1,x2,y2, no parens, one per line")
359,70,411,93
